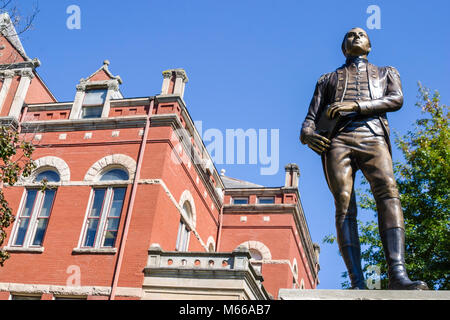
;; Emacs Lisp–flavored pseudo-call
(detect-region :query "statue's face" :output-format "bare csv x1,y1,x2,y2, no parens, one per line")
343,28,371,57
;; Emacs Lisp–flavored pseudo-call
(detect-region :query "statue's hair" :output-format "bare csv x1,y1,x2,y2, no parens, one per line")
341,28,371,57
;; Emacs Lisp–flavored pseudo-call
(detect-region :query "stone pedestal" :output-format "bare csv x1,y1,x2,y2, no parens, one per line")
278,289,450,300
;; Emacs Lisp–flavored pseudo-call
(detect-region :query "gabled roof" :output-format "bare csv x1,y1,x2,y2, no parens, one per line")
221,175,264,189
85,60,123,84
0,13,29,61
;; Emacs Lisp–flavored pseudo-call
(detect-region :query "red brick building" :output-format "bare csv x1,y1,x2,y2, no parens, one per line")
0,14,319,300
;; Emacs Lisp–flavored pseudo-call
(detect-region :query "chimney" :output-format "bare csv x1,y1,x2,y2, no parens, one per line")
284,163,300,188
160,68,189,99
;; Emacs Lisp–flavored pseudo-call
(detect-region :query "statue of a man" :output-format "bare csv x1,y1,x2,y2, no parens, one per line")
300,27,428,290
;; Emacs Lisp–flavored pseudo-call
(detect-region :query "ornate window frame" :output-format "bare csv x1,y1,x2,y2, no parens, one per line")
18,156,70,186
83,154,136,184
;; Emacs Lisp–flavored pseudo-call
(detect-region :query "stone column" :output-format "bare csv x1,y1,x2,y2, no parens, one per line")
173,69,188,98
0,70,15,115
101,80,120,118
8,69,34,119
284,163,300,188
160,70,172,95
69,82,86,119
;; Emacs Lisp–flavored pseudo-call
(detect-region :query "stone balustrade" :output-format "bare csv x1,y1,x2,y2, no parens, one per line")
146,243,254,272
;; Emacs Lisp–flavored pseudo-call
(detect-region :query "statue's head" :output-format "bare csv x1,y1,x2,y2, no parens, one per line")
341,27,371,58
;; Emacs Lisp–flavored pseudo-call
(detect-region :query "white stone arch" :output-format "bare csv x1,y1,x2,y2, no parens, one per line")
21,156,70,183
83,154,136,182
237,240,272,261
206,236,216,252
179,189,197,229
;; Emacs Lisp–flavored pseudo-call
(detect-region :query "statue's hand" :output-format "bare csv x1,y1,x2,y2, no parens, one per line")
301,127,331,155
327,101,359,119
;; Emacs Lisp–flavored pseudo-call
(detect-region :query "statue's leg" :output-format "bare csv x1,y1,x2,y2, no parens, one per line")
356,134,429,290
324,139,365,289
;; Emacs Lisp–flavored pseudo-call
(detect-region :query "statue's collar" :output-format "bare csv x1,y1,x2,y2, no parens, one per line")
345,56,368,66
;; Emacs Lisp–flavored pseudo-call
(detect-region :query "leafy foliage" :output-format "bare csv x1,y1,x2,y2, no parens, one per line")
0,126,35,266
324,84,450,289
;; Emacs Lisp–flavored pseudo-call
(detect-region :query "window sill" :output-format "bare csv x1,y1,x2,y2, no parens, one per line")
72,248,117,255
3,246,44,253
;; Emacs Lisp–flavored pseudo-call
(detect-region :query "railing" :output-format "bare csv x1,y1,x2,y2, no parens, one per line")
146,244,256,273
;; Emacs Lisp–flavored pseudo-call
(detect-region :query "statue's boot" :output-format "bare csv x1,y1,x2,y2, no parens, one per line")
380,227,429,290
336,214,366,289
340,244,366,289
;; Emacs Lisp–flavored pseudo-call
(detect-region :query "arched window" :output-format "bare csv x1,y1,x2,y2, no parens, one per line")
36,170,60,183
292,264,298,288
99,168,129,181
176,201,192,252
249,248,263,273
81,168,128,248
206,236,216,253
11,170,60,248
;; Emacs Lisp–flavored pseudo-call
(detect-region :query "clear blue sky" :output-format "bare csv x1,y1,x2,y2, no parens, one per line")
19,0,450,289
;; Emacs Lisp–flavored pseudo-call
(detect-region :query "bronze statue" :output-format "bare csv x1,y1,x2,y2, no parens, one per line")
300,27,428,290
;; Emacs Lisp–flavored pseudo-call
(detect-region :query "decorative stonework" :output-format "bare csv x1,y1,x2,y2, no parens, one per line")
83,154,136,182
20,156,71,183
18,68,35,79
160,68,189,98
0,70,15,78
144,246,269,300
0,282,142,298
237,241,272,261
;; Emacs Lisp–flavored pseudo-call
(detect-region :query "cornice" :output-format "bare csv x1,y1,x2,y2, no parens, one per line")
20,115,148,133
26,102,73,112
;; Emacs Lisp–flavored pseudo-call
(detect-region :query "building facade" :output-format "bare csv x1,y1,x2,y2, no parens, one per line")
0,14,319,300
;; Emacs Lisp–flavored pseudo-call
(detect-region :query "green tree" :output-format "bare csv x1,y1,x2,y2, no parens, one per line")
0,1,40,266
325,84,450,289
0,126,35,266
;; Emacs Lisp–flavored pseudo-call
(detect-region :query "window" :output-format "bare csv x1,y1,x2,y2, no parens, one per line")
176,201,192,251
81,89,107,119
36,170,60,183
11,170,59,248
81,169,128,248
249,249,263,273
232,197,249,205
258,196,275,204
293,264,298,288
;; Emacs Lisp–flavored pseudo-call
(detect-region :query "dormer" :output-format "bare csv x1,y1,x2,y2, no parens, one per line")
69,60,123,120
